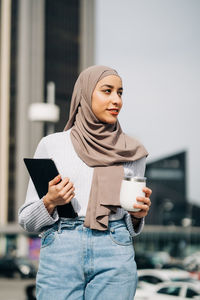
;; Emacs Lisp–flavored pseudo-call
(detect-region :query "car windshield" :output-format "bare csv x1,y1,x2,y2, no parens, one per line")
139,275,163,284
186,288,200,298
157,286,181,296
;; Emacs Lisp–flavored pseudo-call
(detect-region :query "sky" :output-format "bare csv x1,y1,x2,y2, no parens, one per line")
94,0,200,205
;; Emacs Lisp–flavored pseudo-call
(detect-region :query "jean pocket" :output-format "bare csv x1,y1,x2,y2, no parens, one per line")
40,228,56,248
109,225,133,246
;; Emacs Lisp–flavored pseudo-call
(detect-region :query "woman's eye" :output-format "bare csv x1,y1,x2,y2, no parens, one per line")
118,91,123,96
104,89,111,94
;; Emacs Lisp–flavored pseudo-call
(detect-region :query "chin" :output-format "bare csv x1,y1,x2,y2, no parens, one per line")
102,118,118,125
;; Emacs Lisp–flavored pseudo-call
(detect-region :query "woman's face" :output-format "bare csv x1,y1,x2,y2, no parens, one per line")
91,75,123,124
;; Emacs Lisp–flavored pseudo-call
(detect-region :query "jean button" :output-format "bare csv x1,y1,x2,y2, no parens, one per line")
110,228,115,233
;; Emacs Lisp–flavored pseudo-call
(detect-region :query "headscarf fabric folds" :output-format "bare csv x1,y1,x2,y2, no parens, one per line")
64,65,148,230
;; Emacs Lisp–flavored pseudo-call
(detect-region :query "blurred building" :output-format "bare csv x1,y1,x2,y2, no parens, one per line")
145,151,200,227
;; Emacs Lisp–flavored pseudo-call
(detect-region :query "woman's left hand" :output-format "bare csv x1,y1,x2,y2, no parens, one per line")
128,187,152,219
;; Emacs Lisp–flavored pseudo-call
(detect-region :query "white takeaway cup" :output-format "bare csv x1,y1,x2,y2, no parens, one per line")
120,176,147,212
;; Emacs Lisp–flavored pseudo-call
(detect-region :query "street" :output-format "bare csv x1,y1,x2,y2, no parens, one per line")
0,278,35,300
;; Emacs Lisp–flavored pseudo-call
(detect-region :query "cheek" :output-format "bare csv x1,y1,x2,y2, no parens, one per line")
91,99,102,118
119,99,123,110
92,93,107,111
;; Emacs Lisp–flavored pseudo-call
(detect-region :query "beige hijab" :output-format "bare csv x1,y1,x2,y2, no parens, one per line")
64,65,148,230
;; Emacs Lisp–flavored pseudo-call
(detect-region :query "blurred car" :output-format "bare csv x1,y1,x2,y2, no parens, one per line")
0,256,37,279
162,263,185,271
135,253,157,269
135,251,171,269
184,252,200,270
183,252,200,280
138,269,193,285
135,281,200,300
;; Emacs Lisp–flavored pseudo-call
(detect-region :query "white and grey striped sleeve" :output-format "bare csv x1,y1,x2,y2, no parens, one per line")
18,137,59,233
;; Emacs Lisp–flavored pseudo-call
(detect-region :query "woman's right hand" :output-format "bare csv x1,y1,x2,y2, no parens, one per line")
43,175,75,215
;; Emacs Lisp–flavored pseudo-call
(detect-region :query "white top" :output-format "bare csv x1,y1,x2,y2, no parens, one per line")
18,130,146,233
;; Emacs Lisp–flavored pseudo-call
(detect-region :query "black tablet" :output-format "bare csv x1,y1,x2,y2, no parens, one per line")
24,158,77,218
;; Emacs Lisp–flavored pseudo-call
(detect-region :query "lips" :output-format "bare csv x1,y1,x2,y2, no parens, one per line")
107,108,119,115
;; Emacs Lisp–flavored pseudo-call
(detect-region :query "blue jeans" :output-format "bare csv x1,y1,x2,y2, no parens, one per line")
36,217,137,300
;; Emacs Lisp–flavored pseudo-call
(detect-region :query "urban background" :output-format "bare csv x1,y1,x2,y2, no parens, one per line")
0,0,200,299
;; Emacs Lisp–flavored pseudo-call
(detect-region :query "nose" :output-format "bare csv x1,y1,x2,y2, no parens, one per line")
111,92,121,105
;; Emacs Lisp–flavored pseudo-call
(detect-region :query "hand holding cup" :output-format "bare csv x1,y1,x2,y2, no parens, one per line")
129,186,152,219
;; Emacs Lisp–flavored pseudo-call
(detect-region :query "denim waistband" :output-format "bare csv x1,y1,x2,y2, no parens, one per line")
59,217,125,225
57,214,136,237
51,216,126,233
39,215,136,239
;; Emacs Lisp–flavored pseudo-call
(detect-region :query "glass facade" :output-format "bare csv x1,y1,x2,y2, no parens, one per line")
145,151,200,226
145,152,187,226
44,0,80,133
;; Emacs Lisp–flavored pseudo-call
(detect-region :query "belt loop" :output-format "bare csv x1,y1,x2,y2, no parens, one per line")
57,219,62,234
110,227,115,233
108,222,115,233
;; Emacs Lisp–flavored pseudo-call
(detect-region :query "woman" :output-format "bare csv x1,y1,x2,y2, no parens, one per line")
19,65,152,300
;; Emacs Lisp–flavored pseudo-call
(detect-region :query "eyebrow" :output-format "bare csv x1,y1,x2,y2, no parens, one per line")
100,84,123,90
